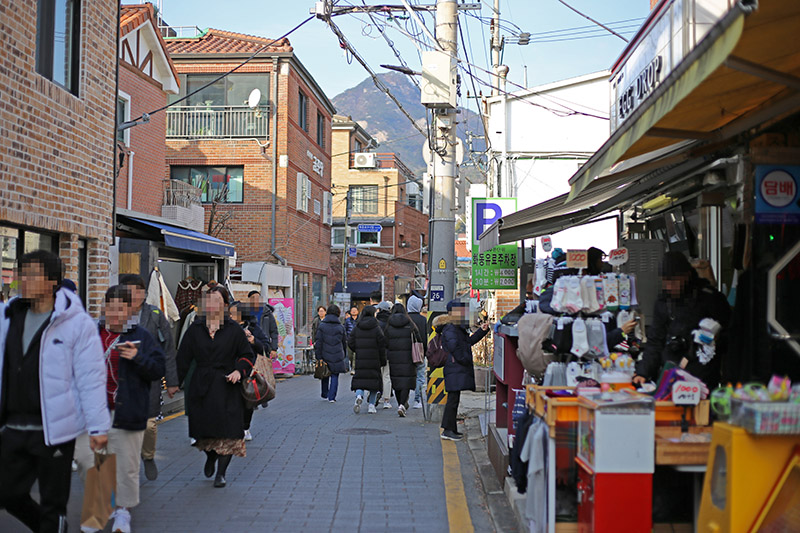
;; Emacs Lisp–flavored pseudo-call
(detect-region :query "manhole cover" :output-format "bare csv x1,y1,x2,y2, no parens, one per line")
335,428,391,436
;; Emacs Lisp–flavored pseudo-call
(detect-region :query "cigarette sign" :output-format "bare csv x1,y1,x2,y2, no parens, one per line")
755,165,800,224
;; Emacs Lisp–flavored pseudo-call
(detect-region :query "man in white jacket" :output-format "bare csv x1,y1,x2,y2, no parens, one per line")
0,250,110,533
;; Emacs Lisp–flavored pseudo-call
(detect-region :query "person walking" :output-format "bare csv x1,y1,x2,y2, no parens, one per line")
248,291,279,360
314,305,348,402
434,299,490,441
384,303,419,417
348,306,386,415
344,305,359,374
177,286,255,488
0,250,111,533
74,285,165,533
375,301,393,409
229,302,269,442
406,294,428,409
118,274,178,482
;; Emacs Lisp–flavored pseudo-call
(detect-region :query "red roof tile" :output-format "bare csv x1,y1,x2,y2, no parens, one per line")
165,29,293,55
455,240,471,259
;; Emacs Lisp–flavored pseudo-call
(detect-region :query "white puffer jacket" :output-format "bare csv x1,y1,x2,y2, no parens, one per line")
0,289,110,445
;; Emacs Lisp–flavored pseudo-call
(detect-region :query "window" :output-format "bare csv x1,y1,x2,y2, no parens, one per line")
36,0,81,94
331,227,381,247
116,94,130,145
350,185,378,215
294,272,309,334
316,111,326,147
354,139,363,153
313,199,321,216
298,91,308,131
170,73,269,107
170,166,244,203
322,191,332,226
296,173,311,212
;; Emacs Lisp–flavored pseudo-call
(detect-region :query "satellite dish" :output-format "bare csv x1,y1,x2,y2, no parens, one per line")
247,88,261,109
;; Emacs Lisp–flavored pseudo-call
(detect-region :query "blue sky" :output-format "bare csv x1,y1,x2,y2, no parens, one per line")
159,0,651,100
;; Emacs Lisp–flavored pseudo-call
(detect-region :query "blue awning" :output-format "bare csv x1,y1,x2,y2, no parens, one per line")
333,281,380,300
131,218,235,257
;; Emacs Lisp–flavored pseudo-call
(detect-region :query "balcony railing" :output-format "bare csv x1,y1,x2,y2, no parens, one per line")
166,105,270,139
159,25,205,38
163,179,202,208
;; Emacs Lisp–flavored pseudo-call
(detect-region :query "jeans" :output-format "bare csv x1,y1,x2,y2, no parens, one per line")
0,428,75,533
326,374,340,401
356,390,379,405
441,390,461,433
414,362,426,403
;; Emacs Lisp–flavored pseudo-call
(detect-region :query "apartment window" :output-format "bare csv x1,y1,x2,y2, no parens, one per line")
296,173,311,212
170,73,269,107
116,94,130,145
316,111,326,147
350,185,378,215
322,191,333,226
171,166,244,203
298,91,308,131
36,0,81,94
331,228,380,247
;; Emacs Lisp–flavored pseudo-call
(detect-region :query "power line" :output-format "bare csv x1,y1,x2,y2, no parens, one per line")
555,0,630,42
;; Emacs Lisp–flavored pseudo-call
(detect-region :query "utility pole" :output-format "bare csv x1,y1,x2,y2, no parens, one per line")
427,0,459,313
342,188,352,292
491,0,501,97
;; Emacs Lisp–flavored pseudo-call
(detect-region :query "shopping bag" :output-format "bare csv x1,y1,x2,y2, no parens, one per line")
314,359,331,379
411,330,424,364
80,452,116,531
254,353,277,401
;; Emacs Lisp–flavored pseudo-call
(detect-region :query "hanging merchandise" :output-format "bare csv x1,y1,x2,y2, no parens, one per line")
146,269,180,323
550,277,568,313
175,278,204,313
587,318,609,358
629,274,638,307
564,276,584,314
543,362,568,387
593,277,606,312
571,318,590,358
618,274,632,310
516,313,555,378
551,317,574,354
603,274,620,311
692,317,723,365
533,259,547,296
581,276,600,313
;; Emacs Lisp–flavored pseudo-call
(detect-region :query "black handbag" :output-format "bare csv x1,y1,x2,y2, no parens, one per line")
239,358,272,409
314,359,331,380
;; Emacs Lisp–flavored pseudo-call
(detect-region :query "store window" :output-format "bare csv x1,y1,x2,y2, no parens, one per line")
312,274,327,315
350,185,378,214
171,166,244,203
294,271,309,335
1,226,59,301
36,0,81,95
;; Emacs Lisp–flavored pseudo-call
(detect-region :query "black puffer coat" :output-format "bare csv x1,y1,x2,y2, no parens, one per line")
348,317,387,392
384,314,418,391
434,315,489,392
315,314,348,374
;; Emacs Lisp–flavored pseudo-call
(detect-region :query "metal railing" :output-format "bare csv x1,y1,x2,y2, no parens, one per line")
162,179,202,208
159,25,205,38
166,105,270,139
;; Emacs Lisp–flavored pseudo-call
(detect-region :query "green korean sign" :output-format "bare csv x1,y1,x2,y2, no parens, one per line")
471,244,518,289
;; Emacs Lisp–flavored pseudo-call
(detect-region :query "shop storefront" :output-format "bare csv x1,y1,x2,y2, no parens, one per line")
478,1,800,531
1,225,72,300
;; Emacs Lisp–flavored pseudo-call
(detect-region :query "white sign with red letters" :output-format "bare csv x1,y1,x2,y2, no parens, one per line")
672,381,702,405
607,247,629,266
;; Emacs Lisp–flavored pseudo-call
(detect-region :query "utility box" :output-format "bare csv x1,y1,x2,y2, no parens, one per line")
421,50,457,109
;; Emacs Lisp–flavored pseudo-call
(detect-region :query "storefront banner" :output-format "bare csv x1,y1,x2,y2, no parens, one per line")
756,165,800,224
268,298,295,375
472,244,518,289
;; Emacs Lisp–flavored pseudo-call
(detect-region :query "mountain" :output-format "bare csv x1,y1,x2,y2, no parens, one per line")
331,72,486,179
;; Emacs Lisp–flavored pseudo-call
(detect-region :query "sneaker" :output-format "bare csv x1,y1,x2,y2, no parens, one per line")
350,370,355,375
413,401,422,409
244,430,253,441
111,508,131,533
72,460,79,472
329,399,336,403
398,404,406,417
81,527,99,533
354,396,363,414
368,404,377,414
189,437,197,446
382,401,392,410
143,458,158,481
440,430,462,441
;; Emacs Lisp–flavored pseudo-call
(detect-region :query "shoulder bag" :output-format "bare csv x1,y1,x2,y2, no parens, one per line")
411,328,425,364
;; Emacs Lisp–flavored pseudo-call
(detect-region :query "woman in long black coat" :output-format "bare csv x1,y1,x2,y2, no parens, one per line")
348,306,386,414
384,303,419,417
177,286,255,487
314,304,348,402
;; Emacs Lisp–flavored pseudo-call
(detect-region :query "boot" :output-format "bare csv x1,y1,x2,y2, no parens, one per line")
203,451,217,478
214,454,232,487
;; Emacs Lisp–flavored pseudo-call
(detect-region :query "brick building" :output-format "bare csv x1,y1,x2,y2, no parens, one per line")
163,28,335,334
329,115,428,303
0,0,117,315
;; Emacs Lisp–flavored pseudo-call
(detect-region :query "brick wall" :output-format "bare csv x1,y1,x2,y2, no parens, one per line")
330,250,418,302
117,63,169,217
0,0,118,316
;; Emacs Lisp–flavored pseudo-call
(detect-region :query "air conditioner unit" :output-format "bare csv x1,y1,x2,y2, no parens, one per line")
353,152,377,168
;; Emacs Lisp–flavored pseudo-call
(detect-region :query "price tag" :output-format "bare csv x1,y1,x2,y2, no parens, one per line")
672,381,701,405
607,247,629,266
541,236,553,253
566,249,588,269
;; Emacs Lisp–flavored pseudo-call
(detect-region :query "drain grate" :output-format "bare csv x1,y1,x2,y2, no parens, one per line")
335,428,391,436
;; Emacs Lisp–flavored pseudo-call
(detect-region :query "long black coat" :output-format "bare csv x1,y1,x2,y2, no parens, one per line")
384,314,418,391
177,317,255,440
435,315,489,392
348,317,387,392
315,315,348,374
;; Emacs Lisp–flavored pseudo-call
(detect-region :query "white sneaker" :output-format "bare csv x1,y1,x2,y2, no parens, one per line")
354,395,363,414
368,404,377,414
413,401,422,409
382,401,392,410
244,430,253,441
81,526,99,533
189,437,196,445
398,404,406,417
111,507,131,533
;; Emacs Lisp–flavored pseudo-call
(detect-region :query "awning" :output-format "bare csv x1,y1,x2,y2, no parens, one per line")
568,0,800,200
131,218,235,257
333,281,381,300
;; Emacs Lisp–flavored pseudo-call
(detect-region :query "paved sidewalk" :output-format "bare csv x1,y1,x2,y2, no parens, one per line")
0,373,497,532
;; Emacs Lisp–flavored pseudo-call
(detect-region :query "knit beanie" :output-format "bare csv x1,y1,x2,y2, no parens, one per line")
446,299,466,312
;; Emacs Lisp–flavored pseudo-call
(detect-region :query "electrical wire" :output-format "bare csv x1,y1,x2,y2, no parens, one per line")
555,0,630,42
126,16,315,125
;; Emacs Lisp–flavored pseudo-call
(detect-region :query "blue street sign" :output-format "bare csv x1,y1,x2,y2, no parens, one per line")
348,246,357,257
430,284,445,302
357,224,382,233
